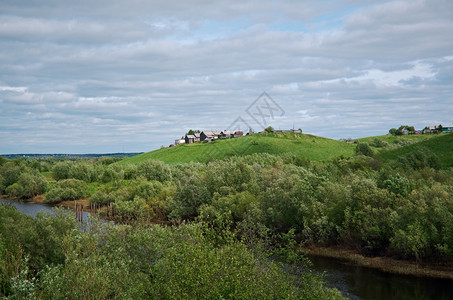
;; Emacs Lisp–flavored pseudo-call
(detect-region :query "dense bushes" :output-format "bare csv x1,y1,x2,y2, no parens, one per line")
45,179,88,204
5,172,47,199
0,205,343,299
2,151,453,264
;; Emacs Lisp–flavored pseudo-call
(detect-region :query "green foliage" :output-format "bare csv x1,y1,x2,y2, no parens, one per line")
370,137,389,148
355,142,374,157
51,161,72,181
5,172,48,199
0,161,27,192
398,125,415,134
265,125,274,132
45,179,88,203
1,207,344,299
69,162,97,182
382,173,414,197
136,159,171,182
397,148,441,170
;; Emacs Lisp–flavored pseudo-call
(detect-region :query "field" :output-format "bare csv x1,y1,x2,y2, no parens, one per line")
120,132,357,165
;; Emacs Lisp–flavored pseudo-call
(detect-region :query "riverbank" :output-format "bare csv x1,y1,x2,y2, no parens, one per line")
303,246,453,280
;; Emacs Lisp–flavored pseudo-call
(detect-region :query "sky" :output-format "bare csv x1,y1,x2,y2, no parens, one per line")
1,0,452,154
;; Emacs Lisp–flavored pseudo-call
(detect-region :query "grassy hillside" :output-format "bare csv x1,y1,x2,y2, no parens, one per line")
121,132,357,165
378,133,453,168
357,134,438,144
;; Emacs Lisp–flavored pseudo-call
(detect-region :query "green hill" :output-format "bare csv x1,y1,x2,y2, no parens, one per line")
121,132,357,165
378,133,453,168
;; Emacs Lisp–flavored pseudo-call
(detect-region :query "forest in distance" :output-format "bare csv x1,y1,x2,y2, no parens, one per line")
1,132,453,299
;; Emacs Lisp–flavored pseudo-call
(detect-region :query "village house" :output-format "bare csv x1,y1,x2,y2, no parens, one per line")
200,131,222,141
185,135,196,144
173,128,298,146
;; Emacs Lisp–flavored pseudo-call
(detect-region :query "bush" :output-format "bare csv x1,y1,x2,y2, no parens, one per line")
69,163,97,182
136,160,171,182
355,142,374,157
397,148,441,170
5,172,47,199
370,138,389,148
52,161,72,181
45,179,88,203
0,161,26,192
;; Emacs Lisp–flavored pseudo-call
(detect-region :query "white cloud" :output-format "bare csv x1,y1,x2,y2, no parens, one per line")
1,0,452,153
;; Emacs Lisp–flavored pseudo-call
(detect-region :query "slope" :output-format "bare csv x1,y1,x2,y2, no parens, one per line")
121,132,357,165
378,133,453,168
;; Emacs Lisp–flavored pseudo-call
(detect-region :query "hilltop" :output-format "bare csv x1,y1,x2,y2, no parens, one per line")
119,131,453,167
120,132,357,165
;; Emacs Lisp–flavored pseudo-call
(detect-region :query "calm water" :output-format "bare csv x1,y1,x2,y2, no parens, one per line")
309,255,453,300
0,198,90,221
2,199,452,300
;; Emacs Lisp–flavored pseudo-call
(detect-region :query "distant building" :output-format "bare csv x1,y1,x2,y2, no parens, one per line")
234,131,244,137
200,131,222,141
175,136,185,145
221,131,236,138
185,135,196,144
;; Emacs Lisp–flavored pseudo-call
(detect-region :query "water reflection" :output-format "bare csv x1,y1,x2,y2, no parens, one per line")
309,255,453,300
0,198,90,221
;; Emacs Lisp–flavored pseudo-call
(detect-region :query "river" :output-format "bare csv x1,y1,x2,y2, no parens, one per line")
309,255,453,300
0,198,90,222
1,199,452,299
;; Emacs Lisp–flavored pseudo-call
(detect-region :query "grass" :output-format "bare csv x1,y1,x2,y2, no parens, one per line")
120,132,357,165
357,133,438,145
378,133,453,168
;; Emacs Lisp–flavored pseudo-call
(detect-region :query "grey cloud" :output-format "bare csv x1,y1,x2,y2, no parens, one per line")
1,0,453,153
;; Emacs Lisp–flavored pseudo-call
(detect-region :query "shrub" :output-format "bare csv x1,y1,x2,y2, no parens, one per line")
355,142,374,157
5,172,47,199
69,163,97,182
136,160,171,182
382,174,414,197
370,138,389,148
45,179,88,204
52,161,72,181
0,161,26,192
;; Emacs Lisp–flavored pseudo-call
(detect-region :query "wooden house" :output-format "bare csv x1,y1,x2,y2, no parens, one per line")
185,135,196,144
200,131,222,141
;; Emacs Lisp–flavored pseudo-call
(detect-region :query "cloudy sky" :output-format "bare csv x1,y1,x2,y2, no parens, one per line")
1,0,452,154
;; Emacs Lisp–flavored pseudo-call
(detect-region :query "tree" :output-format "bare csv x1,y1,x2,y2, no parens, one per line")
397,125,415,135
264,126,274,133
389,128,398,136
355,143,374,157
6,172,47,199
187,129,200,135
52,161,72,181
0,155,6,166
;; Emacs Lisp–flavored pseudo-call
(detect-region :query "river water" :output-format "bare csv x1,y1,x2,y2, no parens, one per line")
309,255,453,300
2,199,452,299
0,198,90,221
